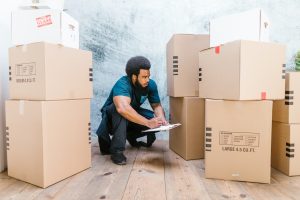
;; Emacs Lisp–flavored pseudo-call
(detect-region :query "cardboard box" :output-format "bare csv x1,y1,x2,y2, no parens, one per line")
169,97,205,160
199,40,286,100
272,122,300,176
273,72,300,123
167,34,209,97
210,8,270,47
12,9,78,49
5,99,91,188
9,42,93,100
0,98,6,172
205,99,272,183
19,0,65,10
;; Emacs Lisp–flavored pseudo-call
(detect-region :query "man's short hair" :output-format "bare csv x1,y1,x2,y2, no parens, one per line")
126,56,151,77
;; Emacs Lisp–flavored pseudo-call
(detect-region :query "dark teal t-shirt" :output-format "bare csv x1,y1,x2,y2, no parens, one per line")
101,76,160,112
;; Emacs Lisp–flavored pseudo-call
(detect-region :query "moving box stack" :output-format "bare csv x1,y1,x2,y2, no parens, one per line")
166,34,209,160
166,8,288,183
202,8,286,183
272,72,300,176
0,78,6,172
5,1,93,188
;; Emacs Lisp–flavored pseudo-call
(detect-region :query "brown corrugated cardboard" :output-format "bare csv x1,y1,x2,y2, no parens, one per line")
199,40,286,100
169,97,205,160
272,122,300,176
5,99,91,188
273,72,300,123
9,42,92,100
167,34,209,97
0,97,6,172
205,99,272,183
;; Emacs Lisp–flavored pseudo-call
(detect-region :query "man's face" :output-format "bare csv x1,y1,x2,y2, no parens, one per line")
136,69,150,88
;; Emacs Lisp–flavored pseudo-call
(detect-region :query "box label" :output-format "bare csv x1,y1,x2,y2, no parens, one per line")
219,131,260,153
36,15,52,27
15,63,36,83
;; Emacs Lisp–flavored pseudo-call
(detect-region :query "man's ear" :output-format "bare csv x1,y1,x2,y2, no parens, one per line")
132,74,137,81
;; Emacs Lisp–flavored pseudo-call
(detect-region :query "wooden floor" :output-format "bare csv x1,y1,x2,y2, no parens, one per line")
1,139,300,200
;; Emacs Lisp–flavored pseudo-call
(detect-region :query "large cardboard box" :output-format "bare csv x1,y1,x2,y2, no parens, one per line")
12,9,78,49
0,98,6,172
5,99,91,188
9,42,93,100
272,122,300,176
199,40,286,100
273,72,300,123
205,99,272,183
210,8,270,47
169,97,205,160
167,34,209,97
19,0,65,10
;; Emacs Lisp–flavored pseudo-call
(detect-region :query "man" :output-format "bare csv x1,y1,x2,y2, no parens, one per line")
96,56,168,165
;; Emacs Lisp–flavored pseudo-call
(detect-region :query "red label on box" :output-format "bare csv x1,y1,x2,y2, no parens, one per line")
36,15,52,27
215,46,220,54
261,92,266,100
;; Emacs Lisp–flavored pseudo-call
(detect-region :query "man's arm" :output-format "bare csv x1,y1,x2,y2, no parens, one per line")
150,103,168,125
113,96,162,128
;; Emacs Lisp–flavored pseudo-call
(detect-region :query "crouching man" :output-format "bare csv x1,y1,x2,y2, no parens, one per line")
96,56,167,165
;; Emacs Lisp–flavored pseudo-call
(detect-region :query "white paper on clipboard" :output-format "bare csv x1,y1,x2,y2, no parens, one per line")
142,123,181,132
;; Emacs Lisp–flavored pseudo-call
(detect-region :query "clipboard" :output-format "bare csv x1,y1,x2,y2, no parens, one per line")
142,123,181,132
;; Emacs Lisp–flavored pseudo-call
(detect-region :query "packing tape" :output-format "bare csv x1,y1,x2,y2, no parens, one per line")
261,92,266,100
215,46,220,54
21,44,28,52
19,100,25,115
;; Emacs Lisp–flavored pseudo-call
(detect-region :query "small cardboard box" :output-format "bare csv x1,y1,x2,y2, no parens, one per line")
167,34,209,97
5,99,91,188
12,9,78,49
9,42,93,100
272,122,300,176
205,99,272,183
273,72,300,123
210,8,270,47
169,97,205,160
199,40,286,100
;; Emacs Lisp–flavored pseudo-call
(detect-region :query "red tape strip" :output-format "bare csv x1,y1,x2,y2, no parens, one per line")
215,46,220,54
261,92,266,100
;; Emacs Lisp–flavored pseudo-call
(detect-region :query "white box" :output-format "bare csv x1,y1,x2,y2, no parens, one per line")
12,9,79,49
210,8,270,47
19,0,65,10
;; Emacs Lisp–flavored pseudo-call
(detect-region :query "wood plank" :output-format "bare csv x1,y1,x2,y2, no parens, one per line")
1,140,300,200
122,140,166,200
77,145,138,200
164,147,211,200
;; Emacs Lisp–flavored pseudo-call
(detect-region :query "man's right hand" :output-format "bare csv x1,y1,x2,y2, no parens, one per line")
146,117,163,129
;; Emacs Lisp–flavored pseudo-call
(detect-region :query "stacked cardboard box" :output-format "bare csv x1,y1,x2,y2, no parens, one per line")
201,8,286,183
167,34,209,160
272,72,300,176
0,85,6,172
5,5,93,188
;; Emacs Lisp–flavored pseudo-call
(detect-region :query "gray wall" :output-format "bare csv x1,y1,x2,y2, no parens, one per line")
64,0,300,137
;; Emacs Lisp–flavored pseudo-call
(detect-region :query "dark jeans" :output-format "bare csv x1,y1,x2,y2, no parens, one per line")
96,104,156,154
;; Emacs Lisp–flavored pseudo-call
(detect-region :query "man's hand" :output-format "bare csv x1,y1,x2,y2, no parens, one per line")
150,103,168,126
161,118,168,126
146,117,163,128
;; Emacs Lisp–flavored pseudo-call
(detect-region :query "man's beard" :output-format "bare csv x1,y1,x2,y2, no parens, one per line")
134,80,149,96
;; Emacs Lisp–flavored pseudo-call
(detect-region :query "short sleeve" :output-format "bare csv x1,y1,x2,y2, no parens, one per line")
148,80,161,104
112,77,131,98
